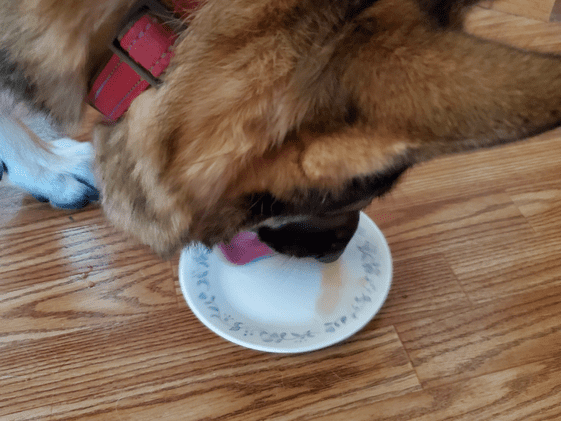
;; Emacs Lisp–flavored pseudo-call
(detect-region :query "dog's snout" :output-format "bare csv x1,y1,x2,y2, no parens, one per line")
257,210,360,262
316,249,346,264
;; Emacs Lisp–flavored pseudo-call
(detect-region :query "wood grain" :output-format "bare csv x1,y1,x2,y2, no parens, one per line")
398,287,561,387
1,323,420,420
2,5,561,421
491,0,556,21
314,358,561,421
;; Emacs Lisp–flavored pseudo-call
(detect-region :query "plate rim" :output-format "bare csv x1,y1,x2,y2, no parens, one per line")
178,212,393,353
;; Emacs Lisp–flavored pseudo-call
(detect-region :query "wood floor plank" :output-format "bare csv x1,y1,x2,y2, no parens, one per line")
0,206,161,293
393,132,561,206
373,253,472,327
313,357,561,421
370,192,536,261
0,264,178,344
448,231,561,303
490,0,556,21
0,322,419,421
507,179,561,233
396,288,561,388
467,7,561,49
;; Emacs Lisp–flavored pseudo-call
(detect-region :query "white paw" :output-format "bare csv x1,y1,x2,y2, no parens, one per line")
3,138,99,209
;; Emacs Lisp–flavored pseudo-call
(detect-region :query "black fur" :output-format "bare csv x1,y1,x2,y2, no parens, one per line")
245,160,410,222
243,160,410,261
344,0,382,20
0,49,38,108
258,211,361,262
418,0,482,28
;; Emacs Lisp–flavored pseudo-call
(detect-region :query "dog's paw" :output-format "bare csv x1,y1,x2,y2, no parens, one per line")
6,139,99,209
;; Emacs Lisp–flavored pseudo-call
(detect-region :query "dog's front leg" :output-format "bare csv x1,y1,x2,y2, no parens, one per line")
0,114,98,209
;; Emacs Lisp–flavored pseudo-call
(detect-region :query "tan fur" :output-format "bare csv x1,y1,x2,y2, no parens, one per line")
0,0,135,124
4,0,561,256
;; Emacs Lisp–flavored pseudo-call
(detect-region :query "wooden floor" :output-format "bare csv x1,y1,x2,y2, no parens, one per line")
482,0,561,22
3,6,561,421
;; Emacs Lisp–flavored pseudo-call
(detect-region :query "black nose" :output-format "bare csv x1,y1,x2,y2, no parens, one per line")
316,249,346,264
257,210,360,261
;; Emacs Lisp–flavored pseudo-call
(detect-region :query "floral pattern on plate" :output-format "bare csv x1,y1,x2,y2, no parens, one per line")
179,212,392,353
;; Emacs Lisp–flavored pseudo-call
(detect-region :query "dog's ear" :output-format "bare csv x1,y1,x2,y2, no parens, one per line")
284,7,561,189
231,2,561,211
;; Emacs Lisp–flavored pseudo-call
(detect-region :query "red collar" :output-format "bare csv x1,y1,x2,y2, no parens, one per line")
88,0,199,120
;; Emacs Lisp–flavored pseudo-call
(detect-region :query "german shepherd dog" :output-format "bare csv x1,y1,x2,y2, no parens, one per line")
2,0,561,262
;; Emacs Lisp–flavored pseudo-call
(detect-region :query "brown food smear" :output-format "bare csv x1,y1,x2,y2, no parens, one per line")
316,261,343,315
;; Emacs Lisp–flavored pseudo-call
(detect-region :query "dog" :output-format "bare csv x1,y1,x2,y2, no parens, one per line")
2,0,561,263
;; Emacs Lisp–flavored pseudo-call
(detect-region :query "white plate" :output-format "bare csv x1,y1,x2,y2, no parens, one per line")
178,212,392,353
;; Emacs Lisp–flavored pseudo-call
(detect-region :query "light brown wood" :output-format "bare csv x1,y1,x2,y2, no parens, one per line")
491,0,556,21
2,6,561,420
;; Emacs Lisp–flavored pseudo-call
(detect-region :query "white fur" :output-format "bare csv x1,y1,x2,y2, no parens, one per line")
0,113,98,209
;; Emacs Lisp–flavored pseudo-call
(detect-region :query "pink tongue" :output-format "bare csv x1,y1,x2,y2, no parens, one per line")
218,232,275,265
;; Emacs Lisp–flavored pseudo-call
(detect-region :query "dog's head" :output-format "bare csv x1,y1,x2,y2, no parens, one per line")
94,0,561,259
94,0,411,260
